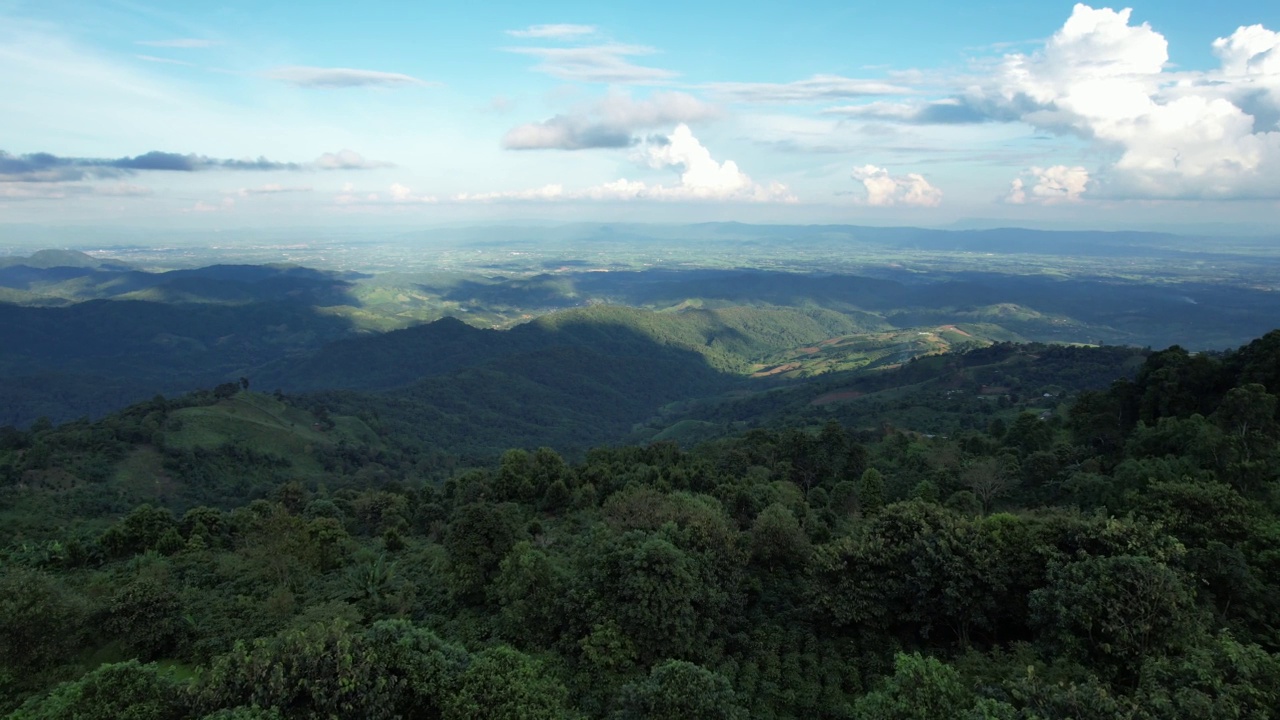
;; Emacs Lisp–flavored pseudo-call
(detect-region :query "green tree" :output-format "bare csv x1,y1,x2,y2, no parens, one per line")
198,708,283,719
443,503,520,600
1138,632,1280,718
748,503,811,572
852,653,1013,720
858,468,885,515
8,661,185,720
490,541,569,648
612,660,747,720
193,619,397,718
99,505,179,558
1030,555,1201,678
105,577,187,661
443,646,571,720
0,566,89,678
586,531,705,665
1003,411,1053,457
364,619,470,719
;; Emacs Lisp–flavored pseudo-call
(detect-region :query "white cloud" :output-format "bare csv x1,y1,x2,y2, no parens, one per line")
850,4,1280,200
503,91,719,150
705,75,912,103
506,24,596,39
506,45,676,84
997,5,1280,199
850,165,942,206
642,124,754,198
229,183,312,197
314,149,393,170
814,6,1280,202
1211,25,1280,133
465,124,793,203
264,66,432,89
454,185,566,202
333,182,437,205
1005,166,1089,204
1214,24,1280,77
1007,178,1027,205
389,183,437,203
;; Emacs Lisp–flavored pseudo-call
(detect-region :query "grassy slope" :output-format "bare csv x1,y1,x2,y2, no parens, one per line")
163,393,379,474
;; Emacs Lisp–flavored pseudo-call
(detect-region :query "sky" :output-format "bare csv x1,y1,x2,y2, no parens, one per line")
3,1,1280,231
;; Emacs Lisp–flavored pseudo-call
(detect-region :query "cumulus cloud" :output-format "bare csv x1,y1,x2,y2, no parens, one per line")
996,5,1280,199
0,150,300,183
506,45,676,84
640,124,759,199
465,124,793,203
850,165,942,207
1211,25,1280,133
506,24,596,39
705,75,912,103
845,4,1280,200
1006,166,1089,204
264,66,432,89
390,183,437,203
502,91,719,150
314,149,393,170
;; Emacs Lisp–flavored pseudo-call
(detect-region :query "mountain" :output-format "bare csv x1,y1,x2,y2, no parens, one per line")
0,299,357,426
0,249,132,270
3,331,1278,719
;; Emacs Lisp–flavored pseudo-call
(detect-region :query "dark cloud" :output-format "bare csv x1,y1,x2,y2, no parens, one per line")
0,152,106,182
217,157,302,171
823,95,1031,125
502,116,636,150
501,91,718,151
0,150,300,182
912,102,991,124
109,151,200,171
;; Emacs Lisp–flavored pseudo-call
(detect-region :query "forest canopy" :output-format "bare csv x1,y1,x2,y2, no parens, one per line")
2,331,1279,718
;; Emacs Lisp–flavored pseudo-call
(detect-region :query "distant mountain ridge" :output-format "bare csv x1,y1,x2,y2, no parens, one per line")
0,248,132,270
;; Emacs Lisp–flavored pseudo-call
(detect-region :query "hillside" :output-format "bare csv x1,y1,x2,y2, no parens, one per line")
1,331,1278,718
4,251,1280,431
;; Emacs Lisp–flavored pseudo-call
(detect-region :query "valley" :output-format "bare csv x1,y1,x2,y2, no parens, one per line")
1,223,1279,719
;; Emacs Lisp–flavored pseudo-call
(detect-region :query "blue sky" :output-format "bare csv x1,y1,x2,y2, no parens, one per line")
3,1,1280,230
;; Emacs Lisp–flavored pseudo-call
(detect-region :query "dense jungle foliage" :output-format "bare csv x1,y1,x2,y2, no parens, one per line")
1,331,1279,718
